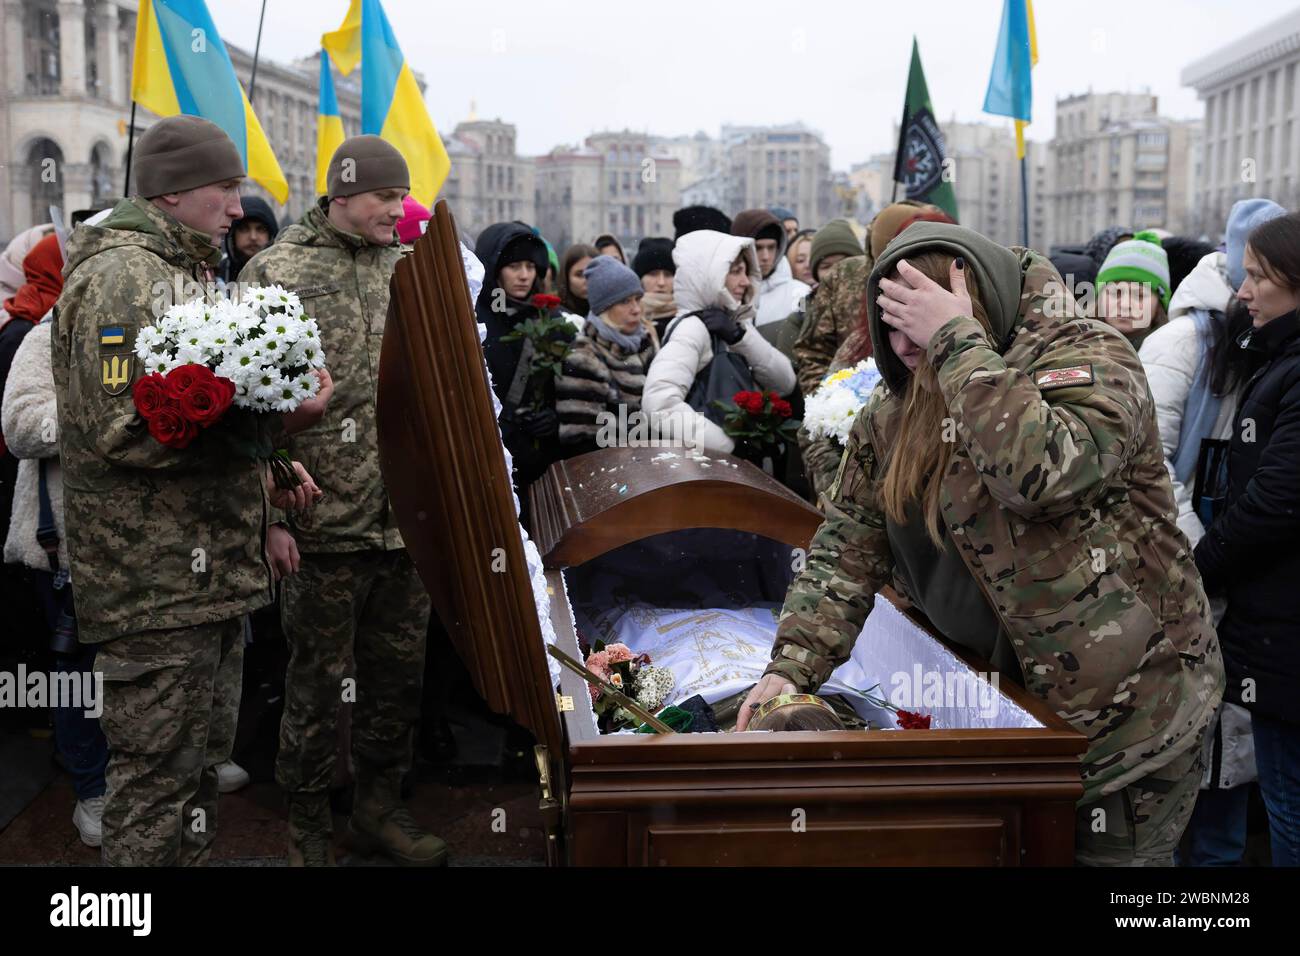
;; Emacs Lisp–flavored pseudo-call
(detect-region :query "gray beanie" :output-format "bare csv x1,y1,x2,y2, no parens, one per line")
135,115,245,197
327,135,410,200
1226,198,1287,291
584,254,643,315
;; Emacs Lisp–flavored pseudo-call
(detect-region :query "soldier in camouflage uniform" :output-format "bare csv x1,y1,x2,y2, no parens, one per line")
794,202,955,501
241,136,442,867
51,117,327,866
740,222,1224,865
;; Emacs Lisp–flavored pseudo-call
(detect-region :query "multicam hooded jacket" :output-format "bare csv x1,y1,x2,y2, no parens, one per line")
766,222,1224,803
240,200,404,554
51,197,277,642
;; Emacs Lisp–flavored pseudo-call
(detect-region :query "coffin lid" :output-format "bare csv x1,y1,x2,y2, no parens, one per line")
377,201,562,753
377,203,824,751
530,447,824,569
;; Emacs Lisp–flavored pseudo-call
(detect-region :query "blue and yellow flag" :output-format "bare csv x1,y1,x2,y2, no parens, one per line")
316,51,346,196
131,0,288,202
323,0,450,207
983,0,1038,159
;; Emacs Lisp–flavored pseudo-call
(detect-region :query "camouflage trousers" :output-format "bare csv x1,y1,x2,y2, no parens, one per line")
276,549,430,795
97,617,244,866
1074,734,1206,866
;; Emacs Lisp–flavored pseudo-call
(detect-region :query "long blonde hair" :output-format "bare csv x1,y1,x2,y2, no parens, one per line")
879,251,993,547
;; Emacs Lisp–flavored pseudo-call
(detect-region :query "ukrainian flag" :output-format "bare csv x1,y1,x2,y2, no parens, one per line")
131,0,288,203
316,51,346,197
983,0,1038,159
323,0,450,207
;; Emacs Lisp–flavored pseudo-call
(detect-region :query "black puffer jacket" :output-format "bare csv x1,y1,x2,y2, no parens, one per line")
474,222,561,498
1195,309,1300,724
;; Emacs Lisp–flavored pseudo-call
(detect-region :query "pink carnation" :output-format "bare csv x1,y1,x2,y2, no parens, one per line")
585,650,612,702
605,644,633,665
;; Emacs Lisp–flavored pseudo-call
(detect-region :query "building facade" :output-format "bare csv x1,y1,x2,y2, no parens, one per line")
440,116,535,245
1182,7,1300,238
0,0,369,242
1049,92,1197,246
534,131,681,253
722,123,832,225
939,121,1052,252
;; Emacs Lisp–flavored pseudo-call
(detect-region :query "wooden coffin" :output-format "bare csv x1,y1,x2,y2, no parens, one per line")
377,201,1087,867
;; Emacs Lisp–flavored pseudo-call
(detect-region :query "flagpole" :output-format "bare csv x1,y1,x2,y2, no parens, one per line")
123,101,137,195
1020,155,1029,247
248,0,268,103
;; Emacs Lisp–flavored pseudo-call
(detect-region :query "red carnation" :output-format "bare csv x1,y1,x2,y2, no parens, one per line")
733,390,764,414
146,403,199,449
132,374,170,420
179,374,236,427
896,710,932,730
771,398,793,418
531,293,562,310
164,363,214,400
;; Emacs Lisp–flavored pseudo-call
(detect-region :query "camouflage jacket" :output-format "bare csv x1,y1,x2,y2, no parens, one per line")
791,254,871,396
794,255,872,499
51,197,277,642
768,249,1224,802
241,201,404,553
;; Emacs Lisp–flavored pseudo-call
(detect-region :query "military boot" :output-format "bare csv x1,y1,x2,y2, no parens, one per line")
287,792,336,867
347,770,448,867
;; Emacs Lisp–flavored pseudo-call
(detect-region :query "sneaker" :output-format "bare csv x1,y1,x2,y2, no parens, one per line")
215,761,251,793
73,796,104,848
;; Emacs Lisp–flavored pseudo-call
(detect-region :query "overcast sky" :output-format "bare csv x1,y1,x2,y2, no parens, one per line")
215,0,1300,169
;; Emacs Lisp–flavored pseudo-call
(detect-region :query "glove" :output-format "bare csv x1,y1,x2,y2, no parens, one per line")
699,308,745,345
518,407,559,439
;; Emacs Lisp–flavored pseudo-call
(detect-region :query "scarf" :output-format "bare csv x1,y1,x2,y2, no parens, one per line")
642,291,677,322
590,312,647,352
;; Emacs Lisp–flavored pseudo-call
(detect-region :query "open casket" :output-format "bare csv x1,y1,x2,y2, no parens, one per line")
377,202,1088,867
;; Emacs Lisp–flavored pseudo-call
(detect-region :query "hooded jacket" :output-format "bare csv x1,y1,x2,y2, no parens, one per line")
240,200,405,553
642,230,795,455
51,197,278,641
475,221,560,489
768,222,1223,804
218,195,280,284
1138,251,1239,546
732,209,811,327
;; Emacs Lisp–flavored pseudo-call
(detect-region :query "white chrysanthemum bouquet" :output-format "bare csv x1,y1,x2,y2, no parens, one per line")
802,359,883,446
133,284,327,417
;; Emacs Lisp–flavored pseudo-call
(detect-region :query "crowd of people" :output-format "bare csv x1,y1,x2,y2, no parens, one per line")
0,111,1297,868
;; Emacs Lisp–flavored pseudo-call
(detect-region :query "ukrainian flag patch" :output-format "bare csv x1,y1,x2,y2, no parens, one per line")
100,326,126,347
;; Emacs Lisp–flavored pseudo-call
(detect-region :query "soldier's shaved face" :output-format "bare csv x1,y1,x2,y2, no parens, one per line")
331,188,408,246
155,179,245,243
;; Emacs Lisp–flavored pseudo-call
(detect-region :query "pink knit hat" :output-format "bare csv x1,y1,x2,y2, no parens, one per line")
396,195,431,244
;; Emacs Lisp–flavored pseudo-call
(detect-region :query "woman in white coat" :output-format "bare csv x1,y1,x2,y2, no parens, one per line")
642,230,796,455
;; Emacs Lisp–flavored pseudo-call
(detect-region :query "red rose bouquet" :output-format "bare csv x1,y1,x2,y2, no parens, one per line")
497,293,577,438
132,364,237,450
712,389,800,464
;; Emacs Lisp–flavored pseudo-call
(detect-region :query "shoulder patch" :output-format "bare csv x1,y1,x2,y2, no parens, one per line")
1035,364,1093,390
100,353,133,395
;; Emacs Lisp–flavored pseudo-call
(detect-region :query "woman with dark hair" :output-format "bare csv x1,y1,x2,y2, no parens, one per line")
741,222,1224,865
1138,199,1284,867
1194,211,1300,868
559,243,599,318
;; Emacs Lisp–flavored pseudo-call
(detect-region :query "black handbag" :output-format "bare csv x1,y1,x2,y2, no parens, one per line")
667,313,757,427
1191,438,1231,531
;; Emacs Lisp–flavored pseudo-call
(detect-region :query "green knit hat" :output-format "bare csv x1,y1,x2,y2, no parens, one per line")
809,218,865,276
1097,230,1172,308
